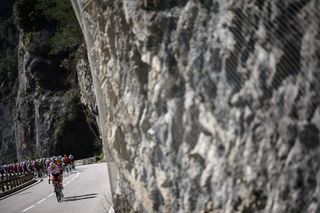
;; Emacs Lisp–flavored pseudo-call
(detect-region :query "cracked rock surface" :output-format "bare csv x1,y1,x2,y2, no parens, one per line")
72,0,320,212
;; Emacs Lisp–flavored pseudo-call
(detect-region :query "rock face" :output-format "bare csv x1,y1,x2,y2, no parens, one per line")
0,98,17,163
0,0,19,163
13,1,101,160
14,36,67,159
72,0,320,212
0,0,102,163
76,45,98,119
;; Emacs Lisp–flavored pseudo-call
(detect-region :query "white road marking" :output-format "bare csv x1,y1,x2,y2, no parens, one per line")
22,205,34,212
63,171,80,187
21,171,80,212
37,198,46,204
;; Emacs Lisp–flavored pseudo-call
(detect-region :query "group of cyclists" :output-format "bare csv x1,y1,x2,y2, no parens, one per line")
0,158,46,177
0,154,75,193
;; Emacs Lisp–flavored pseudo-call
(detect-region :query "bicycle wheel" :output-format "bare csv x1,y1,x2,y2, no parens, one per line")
54,183,61,202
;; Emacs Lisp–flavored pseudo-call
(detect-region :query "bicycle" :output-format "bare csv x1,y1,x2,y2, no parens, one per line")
63,163,72,174
52,179,64,202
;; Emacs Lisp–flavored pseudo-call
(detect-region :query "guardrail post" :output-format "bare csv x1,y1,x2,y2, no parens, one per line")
0,171,36,196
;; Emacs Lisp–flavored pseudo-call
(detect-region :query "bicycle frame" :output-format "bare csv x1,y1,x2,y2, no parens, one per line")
53,180,62,202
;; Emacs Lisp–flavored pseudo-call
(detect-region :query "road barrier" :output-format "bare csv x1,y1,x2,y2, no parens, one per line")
74,154,107,166
0,172,35,197
74,157,96,166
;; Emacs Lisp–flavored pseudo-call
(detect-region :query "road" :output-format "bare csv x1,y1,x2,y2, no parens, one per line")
0,163,112,213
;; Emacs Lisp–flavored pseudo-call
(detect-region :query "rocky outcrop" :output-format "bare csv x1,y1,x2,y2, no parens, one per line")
0,0,102,163
73,0,320,212
76,45,98,119
14,13,101,161
0,97,17,163
0,0,19,163
14,35,68,159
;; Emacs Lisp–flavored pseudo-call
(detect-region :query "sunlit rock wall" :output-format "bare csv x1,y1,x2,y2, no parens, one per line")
76,45,98,119
72,0,320,212
15,32,68,160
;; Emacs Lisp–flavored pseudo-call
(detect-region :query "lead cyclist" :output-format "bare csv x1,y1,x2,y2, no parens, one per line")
48,162,64,195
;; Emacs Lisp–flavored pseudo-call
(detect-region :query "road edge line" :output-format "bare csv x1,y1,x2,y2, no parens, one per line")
22,205,35,212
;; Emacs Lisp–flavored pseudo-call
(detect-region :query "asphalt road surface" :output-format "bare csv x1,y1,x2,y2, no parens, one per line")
0,163,112,213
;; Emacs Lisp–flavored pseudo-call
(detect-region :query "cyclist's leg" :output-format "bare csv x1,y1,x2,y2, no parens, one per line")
58,175,63,190
52,177,57,192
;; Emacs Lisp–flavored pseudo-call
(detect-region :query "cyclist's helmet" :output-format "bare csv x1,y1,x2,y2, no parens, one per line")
50,162,57,169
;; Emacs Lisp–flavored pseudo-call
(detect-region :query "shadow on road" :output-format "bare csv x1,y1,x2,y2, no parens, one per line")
62,193,98,202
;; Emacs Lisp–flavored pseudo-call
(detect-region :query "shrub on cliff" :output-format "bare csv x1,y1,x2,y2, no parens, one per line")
14,0,82,91
14,0,82,55
13,0,48,32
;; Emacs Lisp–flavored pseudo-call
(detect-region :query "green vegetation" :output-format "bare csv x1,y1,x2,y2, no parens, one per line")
0,0,100,161
12,0,83,92
14,0,82,56
14,0,44,32
95,152,105,162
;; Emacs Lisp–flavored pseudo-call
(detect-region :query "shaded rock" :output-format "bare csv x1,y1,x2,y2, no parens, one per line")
299,123,320,149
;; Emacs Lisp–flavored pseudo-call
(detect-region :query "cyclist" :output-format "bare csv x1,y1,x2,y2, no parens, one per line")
48,162,63,192
69,154,75,170
62,155,70,172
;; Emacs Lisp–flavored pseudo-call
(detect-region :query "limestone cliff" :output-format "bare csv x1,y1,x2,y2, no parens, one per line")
0,97,17,163
0,0,101,163
13,0,102,161
0,0,19,163
72,0,320,212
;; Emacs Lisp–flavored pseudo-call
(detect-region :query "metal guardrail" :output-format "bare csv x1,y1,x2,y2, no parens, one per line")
74,155,107,165
0,172,34,193
74,157,96,166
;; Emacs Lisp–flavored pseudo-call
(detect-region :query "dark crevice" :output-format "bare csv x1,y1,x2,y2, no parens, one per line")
132,47,150,96
171,97,185,152
299,123,320,149
225,52,241,91
272,38,302,89
270,0,310,89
